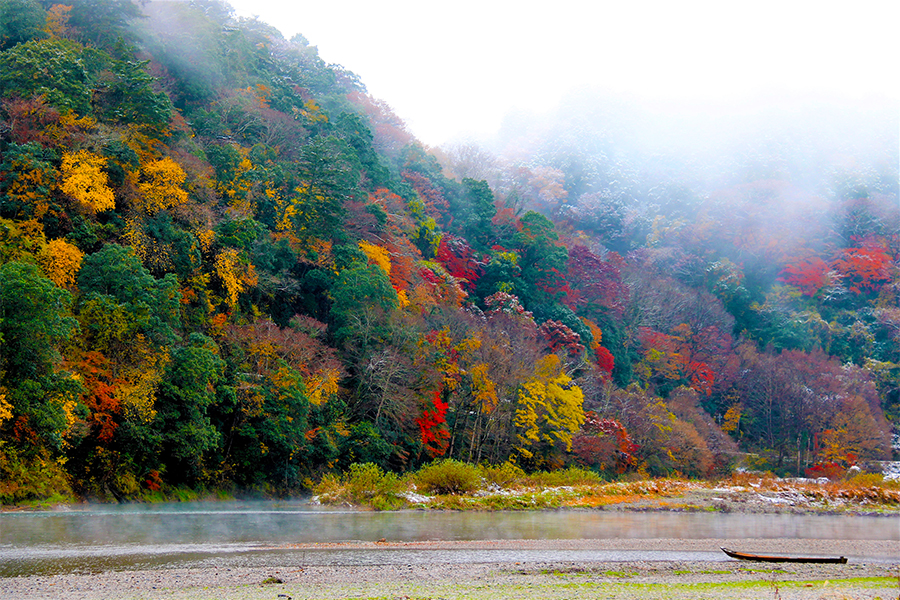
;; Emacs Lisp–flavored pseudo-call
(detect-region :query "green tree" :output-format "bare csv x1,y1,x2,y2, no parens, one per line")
0,262,79,450
76,244,180,349
330,263,397,349
154,333,224,484
0,39,92,114
0,0,46,51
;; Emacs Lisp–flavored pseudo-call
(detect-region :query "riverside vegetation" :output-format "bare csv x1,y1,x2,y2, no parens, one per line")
312,459,900,513
0,0,897,506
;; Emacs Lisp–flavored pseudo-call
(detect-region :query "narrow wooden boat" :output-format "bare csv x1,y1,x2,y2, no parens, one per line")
721,547,848,564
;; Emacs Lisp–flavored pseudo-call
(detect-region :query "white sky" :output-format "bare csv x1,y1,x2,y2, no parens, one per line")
227,0,900,147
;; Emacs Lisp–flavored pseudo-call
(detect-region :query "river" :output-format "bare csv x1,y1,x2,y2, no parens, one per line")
1,501,897,577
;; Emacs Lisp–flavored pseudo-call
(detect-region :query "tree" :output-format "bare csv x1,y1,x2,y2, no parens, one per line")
0,0,46,50
330,263,397,349
61,0,143,49
60,150,116,212
0,39,92,114
135,157,189,214
39,238,84,288
76,244,181,349
513,354,585,466
154,333,224,484
0,261,79,450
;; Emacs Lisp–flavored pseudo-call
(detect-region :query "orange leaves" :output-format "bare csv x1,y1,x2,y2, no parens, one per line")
45,4,74,39
71,351,122,443
636,324,729,396
226,318,345,405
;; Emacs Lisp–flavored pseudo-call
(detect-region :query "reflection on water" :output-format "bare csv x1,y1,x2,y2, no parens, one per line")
1,501,896,576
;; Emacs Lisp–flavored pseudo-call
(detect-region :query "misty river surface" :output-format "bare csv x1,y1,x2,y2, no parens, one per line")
2,501,897,577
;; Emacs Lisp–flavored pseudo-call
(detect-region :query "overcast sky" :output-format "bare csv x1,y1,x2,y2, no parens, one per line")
226,0,900,147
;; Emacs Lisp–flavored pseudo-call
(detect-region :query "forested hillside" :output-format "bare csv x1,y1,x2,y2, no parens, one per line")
0,0,897,502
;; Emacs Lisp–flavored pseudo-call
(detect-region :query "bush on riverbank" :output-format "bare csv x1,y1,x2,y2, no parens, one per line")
313,462,406,510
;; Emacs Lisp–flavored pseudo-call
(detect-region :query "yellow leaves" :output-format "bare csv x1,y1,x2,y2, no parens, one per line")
514,354,585,456
722,404,742,434
396,288,409,308
300,99,328,124
0,391,12,429
60,150,115,212
39,238,83,288
306,367,342,406
272,365,301,388
61,398,80,434
137,157,189,214
196,229,215,254
358,240,391,276
214,248,257,307
470,363,498,413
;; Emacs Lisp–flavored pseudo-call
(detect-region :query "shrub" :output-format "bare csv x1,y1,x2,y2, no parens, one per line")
0,444,75,505
313,463,405,509
479,461,526,488
416,459,481,495
528,466,603,487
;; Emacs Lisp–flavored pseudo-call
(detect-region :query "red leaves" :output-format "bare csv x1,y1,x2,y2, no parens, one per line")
435,234,482,290
573,412,638,473
778,256,828,296
538,320,585,355
402,170,448,222
566,246,627,316
780,239,894,297
417,389,450,457
594,346,615,376
831,242,893,295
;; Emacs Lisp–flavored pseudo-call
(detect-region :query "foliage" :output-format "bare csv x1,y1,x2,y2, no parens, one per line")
313,462,405,508
415,458,481,495
0,0,896,501
0,0,46,51
60,150,116,212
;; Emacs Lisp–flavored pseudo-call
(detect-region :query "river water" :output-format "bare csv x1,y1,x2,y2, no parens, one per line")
1,501,897,576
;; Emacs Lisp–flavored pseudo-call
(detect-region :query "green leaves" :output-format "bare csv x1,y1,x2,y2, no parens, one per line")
76,244,181,348
0,0,46,51
0,262,77,382
0,39,92,114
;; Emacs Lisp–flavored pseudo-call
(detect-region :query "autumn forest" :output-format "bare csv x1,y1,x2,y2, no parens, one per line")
0,0,898,502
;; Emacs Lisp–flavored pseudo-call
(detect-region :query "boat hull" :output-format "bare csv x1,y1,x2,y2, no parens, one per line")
721,547,848,564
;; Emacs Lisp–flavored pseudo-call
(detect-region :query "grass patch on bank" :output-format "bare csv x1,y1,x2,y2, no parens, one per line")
310,460,900,512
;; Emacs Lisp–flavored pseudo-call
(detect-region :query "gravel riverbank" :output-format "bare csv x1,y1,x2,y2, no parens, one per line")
2,538,898,600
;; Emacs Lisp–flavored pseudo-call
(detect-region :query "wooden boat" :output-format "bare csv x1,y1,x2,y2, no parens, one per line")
721,547,847,564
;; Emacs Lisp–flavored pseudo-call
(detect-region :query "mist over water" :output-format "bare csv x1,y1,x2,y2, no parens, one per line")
2,502,897,576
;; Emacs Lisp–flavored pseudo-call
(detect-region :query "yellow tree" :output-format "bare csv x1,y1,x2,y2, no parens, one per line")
137,157,189,214
39,238,83,288
60,150,115,212
359,240,392,276
514,354,585,463
214,248,257,307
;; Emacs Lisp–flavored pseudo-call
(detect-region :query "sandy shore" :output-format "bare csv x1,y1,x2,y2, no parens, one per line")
2,538,898,600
